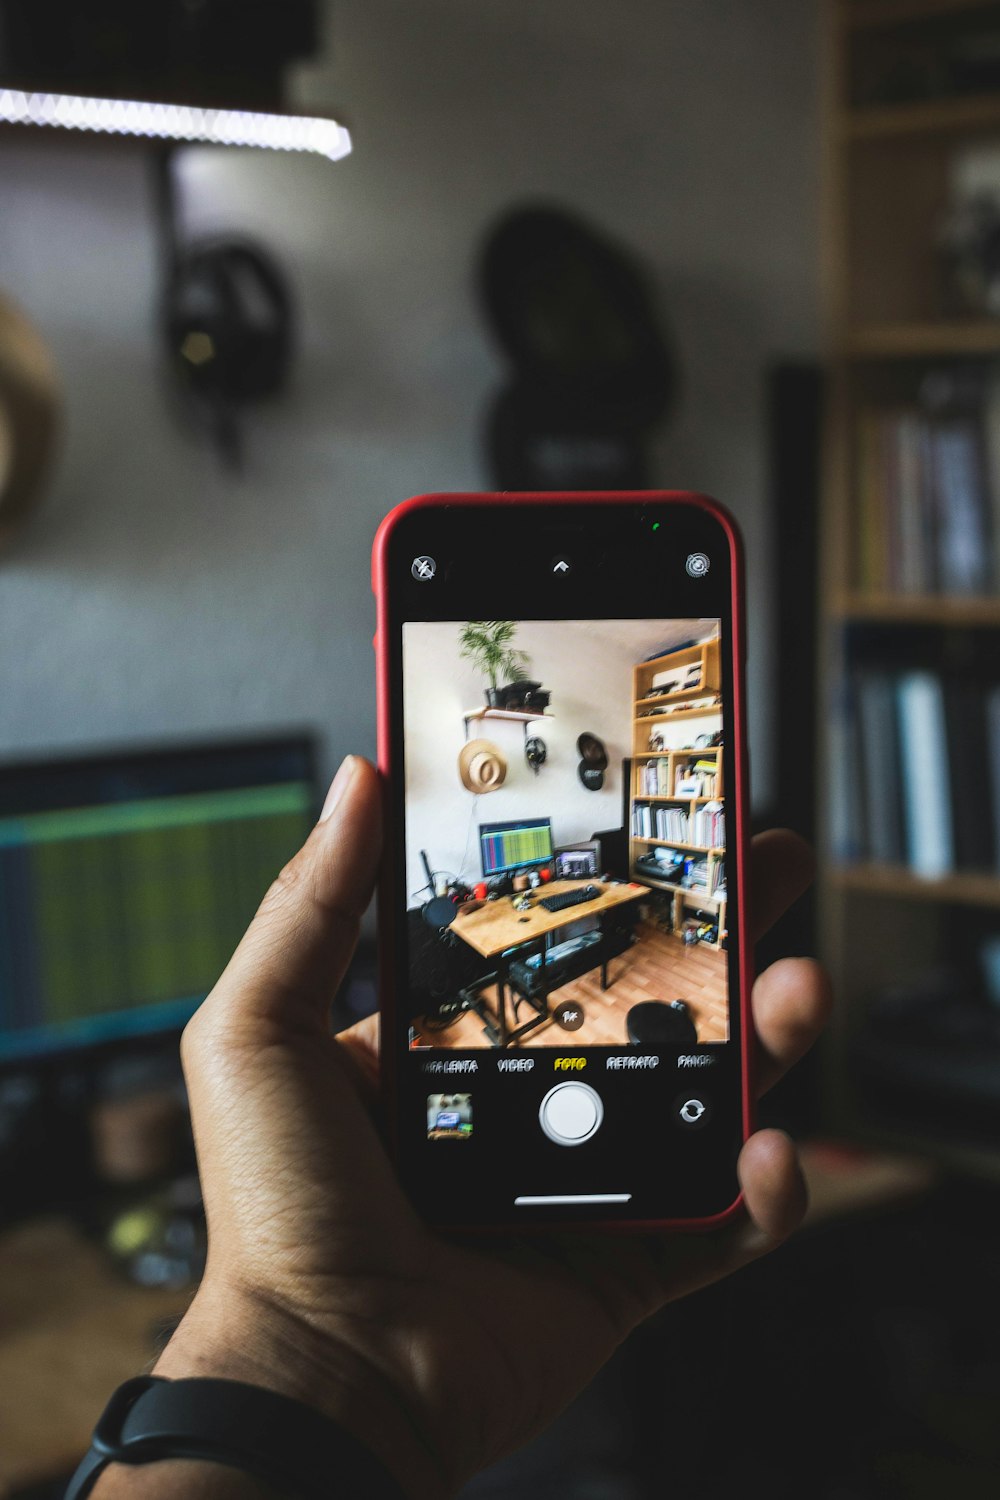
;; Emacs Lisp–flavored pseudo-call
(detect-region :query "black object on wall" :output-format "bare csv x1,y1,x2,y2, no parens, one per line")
163,237,295,467
150,147,295,468
478,205,676,490
0,0,319,110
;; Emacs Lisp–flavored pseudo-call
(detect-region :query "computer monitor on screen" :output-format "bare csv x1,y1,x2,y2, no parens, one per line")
479,818,553,879
0,735,318,1066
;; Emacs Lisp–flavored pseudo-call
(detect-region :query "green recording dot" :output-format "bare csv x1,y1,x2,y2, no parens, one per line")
652,522,660,531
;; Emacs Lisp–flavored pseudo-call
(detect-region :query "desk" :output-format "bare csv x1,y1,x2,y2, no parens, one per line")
0,1216,192,1497
450,880,646,1046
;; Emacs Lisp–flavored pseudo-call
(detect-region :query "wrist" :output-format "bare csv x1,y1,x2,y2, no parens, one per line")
92,1457,286,1498
151,1282,448,1500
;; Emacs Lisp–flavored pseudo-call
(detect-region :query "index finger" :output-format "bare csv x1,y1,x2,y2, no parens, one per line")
202,755,382,1036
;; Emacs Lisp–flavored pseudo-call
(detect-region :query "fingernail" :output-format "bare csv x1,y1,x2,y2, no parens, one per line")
320,756,358,822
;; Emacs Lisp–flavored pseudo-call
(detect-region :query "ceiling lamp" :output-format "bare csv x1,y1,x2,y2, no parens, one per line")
0,88,351,161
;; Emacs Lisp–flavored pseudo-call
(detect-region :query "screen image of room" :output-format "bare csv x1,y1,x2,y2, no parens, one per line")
403,619,729,1050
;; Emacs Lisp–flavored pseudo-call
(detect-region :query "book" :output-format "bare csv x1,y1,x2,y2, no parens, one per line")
986,370,1000,598
896,672,953,879
929,417,992,596
856,409,887,591
829,675,866,862
857,671,905,866
986,687,1000,876
895,410,931,594
854,376,998,598
944,681,995,872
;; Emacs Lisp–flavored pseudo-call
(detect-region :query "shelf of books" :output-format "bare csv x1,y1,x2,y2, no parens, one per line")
844,95,1000,143
628,636,727,949
834,592,1000,624
822,0,1000,1173
844,321,1000,358
844,1,1000,32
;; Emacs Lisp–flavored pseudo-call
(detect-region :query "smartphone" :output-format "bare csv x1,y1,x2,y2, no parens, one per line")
373,492,752,1231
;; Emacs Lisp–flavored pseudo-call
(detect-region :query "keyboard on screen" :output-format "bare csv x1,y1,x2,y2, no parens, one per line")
539,884,600,913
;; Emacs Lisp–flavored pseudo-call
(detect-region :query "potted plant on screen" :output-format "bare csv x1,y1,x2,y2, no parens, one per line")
459,621,530,708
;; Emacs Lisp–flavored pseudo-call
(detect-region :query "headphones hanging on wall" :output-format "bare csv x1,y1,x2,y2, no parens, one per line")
163,238,294,466
525,735,547,774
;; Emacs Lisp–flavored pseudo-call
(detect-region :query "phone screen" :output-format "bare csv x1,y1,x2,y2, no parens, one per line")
377,496,749,1227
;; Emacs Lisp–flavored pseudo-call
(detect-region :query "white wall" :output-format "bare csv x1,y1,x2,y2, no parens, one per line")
0,1,820,824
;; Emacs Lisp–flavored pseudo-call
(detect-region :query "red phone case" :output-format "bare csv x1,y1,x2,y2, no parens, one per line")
372,491,754,1233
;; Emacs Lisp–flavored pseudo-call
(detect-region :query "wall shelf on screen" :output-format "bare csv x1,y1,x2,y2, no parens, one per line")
462,707,553,742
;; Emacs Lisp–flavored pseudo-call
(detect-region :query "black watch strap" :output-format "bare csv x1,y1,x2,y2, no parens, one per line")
64,1374,408,1500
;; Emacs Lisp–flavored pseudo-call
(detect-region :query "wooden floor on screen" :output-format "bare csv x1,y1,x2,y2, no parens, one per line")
412,921,729,1049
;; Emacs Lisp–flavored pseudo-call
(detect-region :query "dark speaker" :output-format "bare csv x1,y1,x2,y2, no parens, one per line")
0,1,319,109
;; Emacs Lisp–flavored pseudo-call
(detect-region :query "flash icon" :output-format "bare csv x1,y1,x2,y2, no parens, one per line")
411,556,437,581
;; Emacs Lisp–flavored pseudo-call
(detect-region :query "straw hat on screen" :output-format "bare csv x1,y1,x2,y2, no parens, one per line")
0,292,60,547
458,739,508,794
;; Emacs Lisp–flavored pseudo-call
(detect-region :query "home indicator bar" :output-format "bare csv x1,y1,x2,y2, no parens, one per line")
514,1193,632,1206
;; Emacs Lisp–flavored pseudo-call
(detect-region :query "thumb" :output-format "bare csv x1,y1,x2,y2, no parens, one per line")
199,755,382,1037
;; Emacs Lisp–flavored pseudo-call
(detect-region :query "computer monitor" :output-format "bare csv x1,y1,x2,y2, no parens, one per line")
0,735,317,1065
553,841,601,880
479,818,553,879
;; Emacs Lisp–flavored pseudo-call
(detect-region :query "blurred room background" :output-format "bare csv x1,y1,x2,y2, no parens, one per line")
3,2,1000,1497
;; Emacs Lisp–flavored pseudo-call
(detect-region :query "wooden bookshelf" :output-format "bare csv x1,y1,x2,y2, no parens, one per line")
843,321,1000,358
631,702,724,723
832,864,1000,907
833,592,1000,624
844,94,1000,141
633,838,725,855
628,638,726,948
844,0,1000,28
639,794,718,803
821,0,1000,1170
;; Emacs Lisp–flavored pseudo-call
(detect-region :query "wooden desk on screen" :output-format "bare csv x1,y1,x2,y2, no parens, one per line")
449,879,645,1046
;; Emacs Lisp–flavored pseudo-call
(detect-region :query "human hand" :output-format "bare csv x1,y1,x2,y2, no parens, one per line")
155,755,830,1500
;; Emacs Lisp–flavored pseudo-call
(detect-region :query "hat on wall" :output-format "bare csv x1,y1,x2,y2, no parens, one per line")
577,733,608,769
577,732,609,791
458,739,508,794
0,292,60,548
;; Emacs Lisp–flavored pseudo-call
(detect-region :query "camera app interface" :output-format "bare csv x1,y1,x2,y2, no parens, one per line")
402,617,730,1068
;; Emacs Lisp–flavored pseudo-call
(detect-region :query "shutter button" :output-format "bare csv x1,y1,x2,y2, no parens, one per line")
538,1082,604,1146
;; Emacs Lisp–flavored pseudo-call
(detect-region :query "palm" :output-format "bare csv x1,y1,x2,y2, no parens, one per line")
177,757,829,1496
194,954,816,1485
